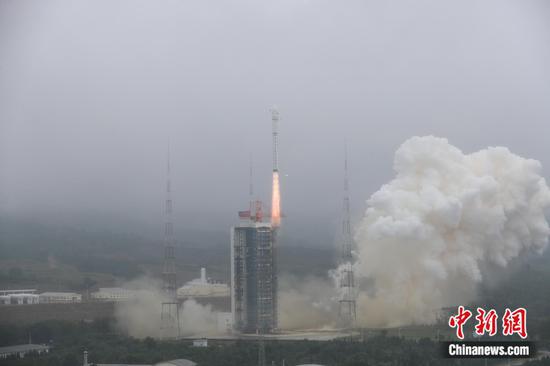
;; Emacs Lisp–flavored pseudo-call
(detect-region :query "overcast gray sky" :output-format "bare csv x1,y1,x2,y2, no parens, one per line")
1,0,550,238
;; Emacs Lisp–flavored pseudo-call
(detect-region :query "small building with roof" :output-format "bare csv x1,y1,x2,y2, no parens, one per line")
0,344,50,359
83,351,196,366
93,360,196,366
39,291,82,303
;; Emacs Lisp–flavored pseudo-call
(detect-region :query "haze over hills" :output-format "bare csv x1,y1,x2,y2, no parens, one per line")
0,214,338,292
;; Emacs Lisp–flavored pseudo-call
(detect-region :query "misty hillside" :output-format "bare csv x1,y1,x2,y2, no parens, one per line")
0,216,337,291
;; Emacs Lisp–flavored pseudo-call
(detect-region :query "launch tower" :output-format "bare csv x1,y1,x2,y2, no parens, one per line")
230,108,281,334
160,145,180,339
339,145,357,325
231,205,277,333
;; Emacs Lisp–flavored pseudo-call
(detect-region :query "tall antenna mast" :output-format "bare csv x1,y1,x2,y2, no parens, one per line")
160,141,180,339
342,144,352,261
339,142,356,326
249,153,254,214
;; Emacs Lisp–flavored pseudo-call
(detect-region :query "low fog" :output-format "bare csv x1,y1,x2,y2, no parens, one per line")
1,0,550,240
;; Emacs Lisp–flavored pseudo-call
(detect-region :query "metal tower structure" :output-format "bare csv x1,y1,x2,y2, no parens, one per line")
231,220,277,333
258,337,266,366
230,110,280,334
160,143,180,339
339,144,356,325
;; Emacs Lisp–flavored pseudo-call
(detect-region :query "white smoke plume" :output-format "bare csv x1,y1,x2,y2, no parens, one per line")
114,277,218,338
348,136,550,327
279,274,337,330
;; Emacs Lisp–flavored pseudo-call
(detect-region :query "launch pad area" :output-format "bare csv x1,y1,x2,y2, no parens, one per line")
181,328,359,342
181,324,452,343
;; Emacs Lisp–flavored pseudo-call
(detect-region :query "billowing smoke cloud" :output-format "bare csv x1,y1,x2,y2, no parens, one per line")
114,277,218,338
117,274,340,336
279,275,337,330
348,136,550,327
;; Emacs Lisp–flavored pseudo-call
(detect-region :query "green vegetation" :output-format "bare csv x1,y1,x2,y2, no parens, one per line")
0,319,498,366
525,359,550,365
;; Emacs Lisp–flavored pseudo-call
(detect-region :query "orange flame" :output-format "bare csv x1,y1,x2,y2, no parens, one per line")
271,171,281,228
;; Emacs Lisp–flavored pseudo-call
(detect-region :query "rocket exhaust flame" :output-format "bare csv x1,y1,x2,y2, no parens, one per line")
270,106,281,228
271,171,281,228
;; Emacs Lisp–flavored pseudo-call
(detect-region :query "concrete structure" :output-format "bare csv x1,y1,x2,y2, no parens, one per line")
231,219,277,334
0,294,39,305
39,292,82,303
216,312,233,334
0,289,37,296
85,350,196,366
93,360,195,366
0,344,50,359
177,268,230,298
91,288,136,302
0,289,39,305
179,329,356,341
155,361,196,366
192,338,208,347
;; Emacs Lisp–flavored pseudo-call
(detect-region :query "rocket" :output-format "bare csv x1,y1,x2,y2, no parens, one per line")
271,107,280,172
270,107,281,228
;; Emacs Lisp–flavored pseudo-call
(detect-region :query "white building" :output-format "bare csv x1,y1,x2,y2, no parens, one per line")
94,361,196,366
192,338,208,348
11,294,39,305
0,290,39,305
155,361,197,366
177,268,230,298
0,289,37,296
39,292,82,304
91,287,136,302
0,344,50,359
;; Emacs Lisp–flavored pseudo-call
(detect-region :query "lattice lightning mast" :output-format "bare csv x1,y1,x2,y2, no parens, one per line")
339,144,356,325
160,143,180,339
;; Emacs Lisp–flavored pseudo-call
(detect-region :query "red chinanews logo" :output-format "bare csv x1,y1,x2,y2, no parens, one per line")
448,306,527,340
